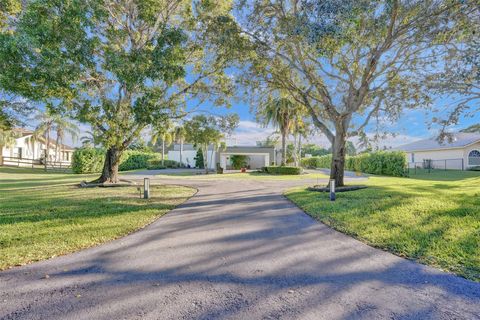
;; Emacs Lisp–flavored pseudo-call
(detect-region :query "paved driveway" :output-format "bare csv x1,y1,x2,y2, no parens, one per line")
0,173,479,319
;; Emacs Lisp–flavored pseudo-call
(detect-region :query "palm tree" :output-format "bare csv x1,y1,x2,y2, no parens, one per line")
34,110,79,163
151,120,175,166
33,110,55,162
53,118,79,162
259,95,298,166
174,125,187,167
0,128,18,165
80,130,101,147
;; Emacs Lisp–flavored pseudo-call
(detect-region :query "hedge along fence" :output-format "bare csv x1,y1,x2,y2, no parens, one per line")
301,151,407,177
146,159,180,170
72,148,164,173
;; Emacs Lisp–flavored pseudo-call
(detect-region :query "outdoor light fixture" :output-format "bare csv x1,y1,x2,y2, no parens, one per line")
330,179,335,201
144,178,150,199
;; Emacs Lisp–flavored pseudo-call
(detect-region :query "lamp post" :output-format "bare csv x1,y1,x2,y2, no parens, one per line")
144,178,150,199
329,179,335,201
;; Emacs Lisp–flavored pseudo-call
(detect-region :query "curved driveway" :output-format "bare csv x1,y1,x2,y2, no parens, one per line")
1,172,479,320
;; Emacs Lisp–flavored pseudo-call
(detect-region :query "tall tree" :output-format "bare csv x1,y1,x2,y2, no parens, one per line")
185,114,238,174
151,120,175,166
174,125,187,167
0,127,18,165
237,0,473,186
258,95,298,166
2,0,239,183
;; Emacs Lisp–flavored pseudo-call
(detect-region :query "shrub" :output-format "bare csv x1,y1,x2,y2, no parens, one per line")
118,150,161,171
300,151,407,177
264,166,302,175
72,147,105,173
468,166,480,171
146,159,179,170
300,155,332,169
230,155,249,169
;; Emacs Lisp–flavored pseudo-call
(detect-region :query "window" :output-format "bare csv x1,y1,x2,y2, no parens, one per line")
468,150,480,166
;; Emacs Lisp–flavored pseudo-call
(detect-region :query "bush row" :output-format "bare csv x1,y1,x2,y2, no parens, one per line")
72,148,178,173
301,151,407,177
146,159,180,170
263,166,302,175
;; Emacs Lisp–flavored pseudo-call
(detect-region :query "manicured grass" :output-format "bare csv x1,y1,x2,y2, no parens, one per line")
0,167,196,270
285,170,480,281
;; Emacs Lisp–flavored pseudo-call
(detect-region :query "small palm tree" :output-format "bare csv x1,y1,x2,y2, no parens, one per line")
53,118,79,162
80,130,102,147
151,120,175,166
174,125,187,167
259,95,298,166
34,110,79,162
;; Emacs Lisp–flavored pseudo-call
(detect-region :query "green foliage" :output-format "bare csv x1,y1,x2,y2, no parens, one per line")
73,148,162,173
264,166,302,175
301,144,329,157
72,147,105,174
301,151,407,177
230,155,249,169
118,150,161,172
195,148,204,169
301,155,332,169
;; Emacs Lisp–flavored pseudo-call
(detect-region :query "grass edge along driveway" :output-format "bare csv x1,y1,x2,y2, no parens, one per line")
0,167,196,270
285,171,480,282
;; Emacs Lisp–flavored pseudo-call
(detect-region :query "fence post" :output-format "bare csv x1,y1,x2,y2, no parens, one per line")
462,158,464,171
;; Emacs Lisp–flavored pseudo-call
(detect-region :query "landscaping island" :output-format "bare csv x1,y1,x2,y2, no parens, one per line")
285,170,480,281
0,167,195,270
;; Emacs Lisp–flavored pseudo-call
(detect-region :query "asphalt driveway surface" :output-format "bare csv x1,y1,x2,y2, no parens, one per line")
1,173,479,319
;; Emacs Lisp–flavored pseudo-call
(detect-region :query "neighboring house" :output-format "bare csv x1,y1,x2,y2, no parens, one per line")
394,133,480,170
167,144,277,170
0,128,75,166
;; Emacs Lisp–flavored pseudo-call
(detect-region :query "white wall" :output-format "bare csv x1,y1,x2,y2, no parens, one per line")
1,135,72,164
406,142,480,170
167,150,216,169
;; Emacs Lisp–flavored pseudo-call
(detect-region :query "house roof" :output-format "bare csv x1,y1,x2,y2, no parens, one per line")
394,133,480,152
12,128,34,137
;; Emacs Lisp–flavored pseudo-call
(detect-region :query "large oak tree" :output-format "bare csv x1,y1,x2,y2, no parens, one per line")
1,0,241,183
236,0,476,186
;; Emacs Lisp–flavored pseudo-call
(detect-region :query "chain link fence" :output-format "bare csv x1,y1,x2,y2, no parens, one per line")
407,158,465,175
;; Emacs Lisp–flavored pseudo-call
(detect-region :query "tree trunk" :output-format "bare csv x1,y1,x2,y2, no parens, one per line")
203,145,208,174
162,139,165,166
179,139,183,167
97,147,122,184
330,125,347,187
281,131,287,166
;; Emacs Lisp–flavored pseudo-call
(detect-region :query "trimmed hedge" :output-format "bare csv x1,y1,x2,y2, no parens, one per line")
146,159,179,170
301,151,407,177
72,148,164,173
72,148,105,174
264,166,302,175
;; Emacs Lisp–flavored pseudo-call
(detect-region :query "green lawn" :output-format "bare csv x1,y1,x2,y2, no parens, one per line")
0,167,196,270
285,170,480,281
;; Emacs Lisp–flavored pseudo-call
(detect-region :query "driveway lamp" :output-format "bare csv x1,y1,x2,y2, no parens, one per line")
144,178,150,199
329,179,336,202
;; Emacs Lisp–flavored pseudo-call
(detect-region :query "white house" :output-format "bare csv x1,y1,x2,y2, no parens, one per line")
394,132,480,170
168,144,277,170
0,128,75,167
